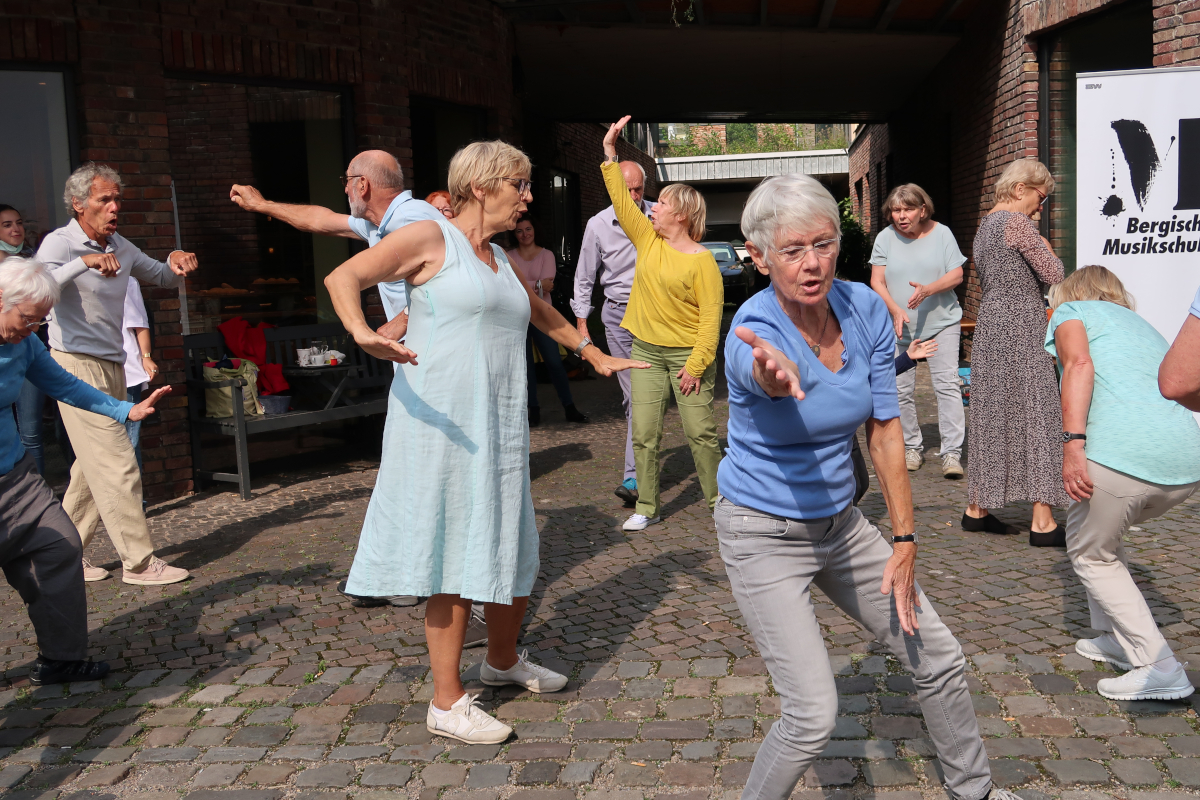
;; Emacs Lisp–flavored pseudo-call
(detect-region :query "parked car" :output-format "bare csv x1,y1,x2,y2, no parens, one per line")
702,241,753,303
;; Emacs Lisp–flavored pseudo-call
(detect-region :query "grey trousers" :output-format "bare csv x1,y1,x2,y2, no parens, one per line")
715,497,990,800
1066,461,1198,667
0,454,89,661
897,323,965,457
601,299,635,480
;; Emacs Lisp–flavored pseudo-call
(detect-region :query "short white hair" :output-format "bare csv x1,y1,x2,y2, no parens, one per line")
0,257,60,312
741,174,841,257
64,163,122,216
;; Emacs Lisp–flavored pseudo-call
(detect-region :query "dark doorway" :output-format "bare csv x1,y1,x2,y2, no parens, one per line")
544,169,582,319
410,97,489,198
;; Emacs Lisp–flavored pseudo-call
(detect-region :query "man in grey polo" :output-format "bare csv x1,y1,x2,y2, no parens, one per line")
572,161,654,506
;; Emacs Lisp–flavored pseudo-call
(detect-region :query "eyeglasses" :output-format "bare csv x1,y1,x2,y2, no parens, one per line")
503,178,533,196
1028,186,1047,206
339,175,365,188
19,314,47,330
775,238,840,264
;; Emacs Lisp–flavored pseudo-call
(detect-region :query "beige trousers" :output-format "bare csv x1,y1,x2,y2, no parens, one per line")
51,350,154,572
1066,460,1198,667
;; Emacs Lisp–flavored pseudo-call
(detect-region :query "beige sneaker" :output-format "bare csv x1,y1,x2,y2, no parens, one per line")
427,693,512,744
82,559,110,582
123,556,190,586
905,449,924,471
941,453,964,479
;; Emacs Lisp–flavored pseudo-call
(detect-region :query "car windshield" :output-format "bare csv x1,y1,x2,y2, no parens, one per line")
703,243,737,264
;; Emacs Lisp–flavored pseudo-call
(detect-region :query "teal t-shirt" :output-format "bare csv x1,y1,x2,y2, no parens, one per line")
1045,300,1200,486
870,222,966,347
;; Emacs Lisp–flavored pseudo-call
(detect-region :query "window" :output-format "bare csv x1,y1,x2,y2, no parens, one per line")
0,70,73,245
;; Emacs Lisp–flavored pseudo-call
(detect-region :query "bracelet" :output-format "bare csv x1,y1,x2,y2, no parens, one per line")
891,534,916,543
573,336,593,357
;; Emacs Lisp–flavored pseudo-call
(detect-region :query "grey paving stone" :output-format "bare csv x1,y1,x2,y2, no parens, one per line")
973,654,1012,673
804,760,857,787
871,717,921,739
623,680,664,699
1138,717,1194,735
136,747,201,762
1166,758,1200,786
243,764,297,785
681,741,720,761
1055,738,1111,760
1031,674,1078,694
1014,655,1055,674
505,743,573,761
71,747,137,763
353,705,401,724
126,670,167,688
273,745,328,760
1043,760,1111,785
245,707,292,725
422,764,468,787
615,662,651,679
199,747,268,762
560,762,600,785
185,791,283,800
76,764,131,787
715,719,755,739
692,658,729,677
1111,759,1164,785
821,740,897,759
862,760,919,786
612,763,657,786
625,741,672,761
362,765,415,787
641,721,708,739
287,685,336,705
193,765,244,787
465,765,510,789
988,759,1040,787
138,765,199,787
517,762,561,785
229,726,288,747
984,738,1050,758
574,722,638,740
1113,737,1171,758
1169,737,1200,756
10,747,67,764
354,665,391,684
729,741,760,759
346,723,389,743
513,724,568,739
575,743,615,760
295,764,357,788
838,696,870,714
722,696,756,717
328,745,389,760
446,745,502,762
391,744,445,762
126,688,186,707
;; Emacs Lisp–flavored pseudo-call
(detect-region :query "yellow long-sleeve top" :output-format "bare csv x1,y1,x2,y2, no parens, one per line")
602,161,724,378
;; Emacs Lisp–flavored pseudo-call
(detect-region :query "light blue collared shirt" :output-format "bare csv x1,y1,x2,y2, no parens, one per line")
347,191,443,318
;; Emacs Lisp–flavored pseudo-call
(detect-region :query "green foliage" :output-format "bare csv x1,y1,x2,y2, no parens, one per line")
663,128,725,157
836,198,870,284
664,123,840,158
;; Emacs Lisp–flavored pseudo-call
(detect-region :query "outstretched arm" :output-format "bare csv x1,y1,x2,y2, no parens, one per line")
231,184,357,238
1161,314,1200,411
324,220,444,363
601,117,655,248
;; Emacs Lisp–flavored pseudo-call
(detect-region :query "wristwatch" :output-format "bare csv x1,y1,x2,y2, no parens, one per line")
1062,432,1087,443
142,352,152,358
892,533,918,544
573,336,593,357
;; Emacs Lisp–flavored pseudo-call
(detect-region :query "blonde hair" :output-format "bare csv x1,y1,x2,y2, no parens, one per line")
882,183,935,222
994,158,1056,203
659,183,707,242
447,141,533,215
1048,265,1135,311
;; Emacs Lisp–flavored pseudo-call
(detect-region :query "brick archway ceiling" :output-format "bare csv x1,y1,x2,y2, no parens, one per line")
499,0,981,121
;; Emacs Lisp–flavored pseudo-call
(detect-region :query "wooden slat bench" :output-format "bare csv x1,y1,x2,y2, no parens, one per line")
184,323,392,499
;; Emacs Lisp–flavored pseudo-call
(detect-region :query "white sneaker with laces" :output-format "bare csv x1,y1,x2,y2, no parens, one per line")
1076,634,1132,671
905,449,924,471
122,556,190,586
82,559,110,582
990,789,1029,800
426,693,512,744
1097,663,1195,701
623,514,660,532
941,453,964,479
480,649,568,693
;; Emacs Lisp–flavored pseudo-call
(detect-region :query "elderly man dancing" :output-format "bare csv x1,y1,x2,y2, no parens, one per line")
37,164,195,585
716,169,1022,800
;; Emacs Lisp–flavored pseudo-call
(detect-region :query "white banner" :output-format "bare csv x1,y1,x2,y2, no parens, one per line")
1077,65,1200,343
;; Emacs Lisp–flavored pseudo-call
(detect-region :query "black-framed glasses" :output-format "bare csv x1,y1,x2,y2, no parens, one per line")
339,175,365,188
503,178,533,196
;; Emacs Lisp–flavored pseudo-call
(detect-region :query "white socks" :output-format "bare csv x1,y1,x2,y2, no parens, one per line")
430,702,452,717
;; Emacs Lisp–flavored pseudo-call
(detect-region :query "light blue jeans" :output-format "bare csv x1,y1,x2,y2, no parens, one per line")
897,322,965,457
715,497,990,800
125,384,144,473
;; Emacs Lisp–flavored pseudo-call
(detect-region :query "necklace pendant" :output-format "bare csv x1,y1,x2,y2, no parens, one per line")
810,344,821,356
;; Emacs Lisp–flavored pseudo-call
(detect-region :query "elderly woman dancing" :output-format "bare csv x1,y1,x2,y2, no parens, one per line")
0,257,167,685
718,175,1021,800
324,141,644,745
602,117,724,532
1047,266,1200,700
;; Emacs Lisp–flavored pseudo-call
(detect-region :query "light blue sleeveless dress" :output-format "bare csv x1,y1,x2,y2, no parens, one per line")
344,219,539,604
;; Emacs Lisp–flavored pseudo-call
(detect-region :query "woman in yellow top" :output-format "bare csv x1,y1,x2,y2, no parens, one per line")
602,116,724,532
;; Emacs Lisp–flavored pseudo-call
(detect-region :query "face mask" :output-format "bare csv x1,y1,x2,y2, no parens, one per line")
0,240,23,255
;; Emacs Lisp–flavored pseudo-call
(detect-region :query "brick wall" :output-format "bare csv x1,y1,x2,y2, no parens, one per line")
1153,0,1200,65
549,122,659,222
847,124,890,241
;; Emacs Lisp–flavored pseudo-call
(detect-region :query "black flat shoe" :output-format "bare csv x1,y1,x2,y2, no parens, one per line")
564,404,589,423
961,512,1021,536
1029,525,1068,548
30,656,110,685
529,407,541,427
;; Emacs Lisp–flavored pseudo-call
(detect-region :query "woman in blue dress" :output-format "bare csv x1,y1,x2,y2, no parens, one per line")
324,141,645,745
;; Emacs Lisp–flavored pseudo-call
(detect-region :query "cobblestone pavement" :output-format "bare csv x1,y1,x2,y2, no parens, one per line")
3,365,1200,800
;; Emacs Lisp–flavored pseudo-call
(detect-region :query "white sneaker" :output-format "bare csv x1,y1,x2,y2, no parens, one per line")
82,559,110,582
480,649,568,693
990,789,1027,800
905,449,924,471
941,453,964,479
426,693,512,744
623,514,660,532
1076,634,1133,671
1097,663,1195,701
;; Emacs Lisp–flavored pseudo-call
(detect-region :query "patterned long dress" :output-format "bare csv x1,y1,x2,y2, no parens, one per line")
967,211,1070,508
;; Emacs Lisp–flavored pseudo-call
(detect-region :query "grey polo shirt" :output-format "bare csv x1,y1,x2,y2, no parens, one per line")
37,219,183,363
571,198,655,319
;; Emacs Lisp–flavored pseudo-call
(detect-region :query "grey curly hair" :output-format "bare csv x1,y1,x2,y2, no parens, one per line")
63,163,123,216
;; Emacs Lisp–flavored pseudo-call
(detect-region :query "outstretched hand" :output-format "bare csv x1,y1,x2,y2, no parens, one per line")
128,385,172,422
587,351,649,378
603,116,632,161
906,338,938,361
354,329,419,365
735,326,804,401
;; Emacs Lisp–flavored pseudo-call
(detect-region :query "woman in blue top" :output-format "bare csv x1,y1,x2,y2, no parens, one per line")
718,176,1015,800
1046,265,1200,701
0,257,167,685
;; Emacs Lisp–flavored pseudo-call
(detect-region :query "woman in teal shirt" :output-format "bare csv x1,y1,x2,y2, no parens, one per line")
1046,265,1200,702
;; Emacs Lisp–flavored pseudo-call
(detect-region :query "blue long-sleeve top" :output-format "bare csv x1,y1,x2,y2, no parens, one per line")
1,335,133,476
718,280,901,519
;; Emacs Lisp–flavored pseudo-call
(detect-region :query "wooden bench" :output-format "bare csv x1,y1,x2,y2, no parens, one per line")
184,322,392,499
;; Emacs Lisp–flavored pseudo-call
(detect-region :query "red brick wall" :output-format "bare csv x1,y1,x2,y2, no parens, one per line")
847,124,890,240
1153,0,1200,65
550,122,659,222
